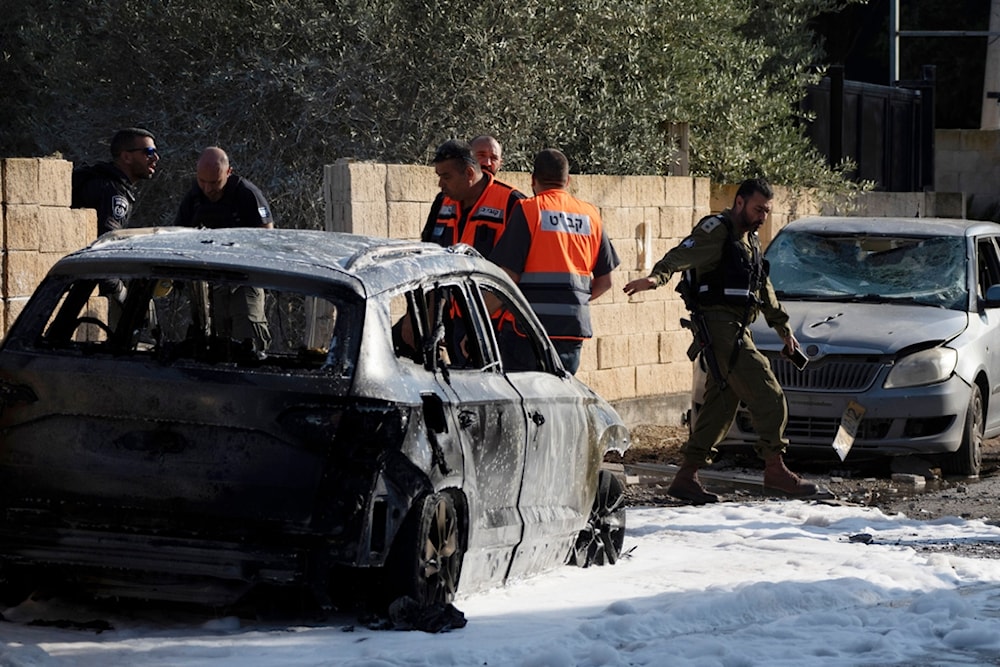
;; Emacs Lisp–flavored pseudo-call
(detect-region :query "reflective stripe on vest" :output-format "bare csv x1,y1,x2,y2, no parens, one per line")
519,191,602,339
428,173,520,255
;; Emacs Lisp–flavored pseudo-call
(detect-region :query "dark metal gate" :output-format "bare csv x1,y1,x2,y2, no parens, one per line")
804,65,936,192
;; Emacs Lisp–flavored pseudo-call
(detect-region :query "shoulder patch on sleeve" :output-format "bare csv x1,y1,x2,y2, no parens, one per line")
698,216,722,233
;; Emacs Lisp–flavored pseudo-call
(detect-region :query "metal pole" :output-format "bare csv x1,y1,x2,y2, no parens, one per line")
890,0,899,84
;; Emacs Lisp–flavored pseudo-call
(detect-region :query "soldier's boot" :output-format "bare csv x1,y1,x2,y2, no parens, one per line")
668,464,720,505
763,454,819,497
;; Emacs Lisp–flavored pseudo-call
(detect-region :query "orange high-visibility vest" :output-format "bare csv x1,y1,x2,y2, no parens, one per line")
424,173,523,255
516,189,603,339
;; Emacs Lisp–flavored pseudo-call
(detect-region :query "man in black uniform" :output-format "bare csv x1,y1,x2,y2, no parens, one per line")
624,178,818,504
174,146,274,229
174,147,274,355
72,127,159,322
72,127,159,237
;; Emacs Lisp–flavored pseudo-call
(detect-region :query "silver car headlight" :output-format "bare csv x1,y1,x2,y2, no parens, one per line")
884,347,958,389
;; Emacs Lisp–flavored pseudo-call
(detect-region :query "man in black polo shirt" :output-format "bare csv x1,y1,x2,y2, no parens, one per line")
174,147,274,356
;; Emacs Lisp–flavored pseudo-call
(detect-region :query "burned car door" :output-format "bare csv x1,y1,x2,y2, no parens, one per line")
474,281,594,581
392,280,528,591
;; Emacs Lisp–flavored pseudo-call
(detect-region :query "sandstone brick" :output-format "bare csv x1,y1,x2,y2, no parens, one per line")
578,338,598,373
4,204,41,251
711,183,737,214
693,177,712,209
498,171,531,194
596,334,630,370
346,201,389,237
634,299,668,333
387,201,425,241
2,158,39,205
72,207,97,247
38,158,72,207
326,202,351,233
571,174,622,208
324,162,350,204
601,206,644,243
630,332,660,366
659,206,696,240
664,176,694,207
613,238,639,275
636,361,692,396
4,250,55,298
622,175,666,207
660,329,692,364
580,366,635,402
39,206,92,253
386,164,439,203
4,297,30,335
590,301,625,336
348,161,387,203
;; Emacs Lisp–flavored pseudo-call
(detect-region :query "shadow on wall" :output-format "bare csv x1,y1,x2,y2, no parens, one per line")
968,194,1000,223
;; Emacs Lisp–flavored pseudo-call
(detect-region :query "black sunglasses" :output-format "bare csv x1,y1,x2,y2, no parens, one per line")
125,146,158,158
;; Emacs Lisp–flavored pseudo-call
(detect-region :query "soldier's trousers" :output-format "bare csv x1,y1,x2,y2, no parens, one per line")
681,316,788,466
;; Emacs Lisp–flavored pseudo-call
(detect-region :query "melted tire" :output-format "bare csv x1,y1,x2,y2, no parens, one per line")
386,492,464,607
570,470,626,567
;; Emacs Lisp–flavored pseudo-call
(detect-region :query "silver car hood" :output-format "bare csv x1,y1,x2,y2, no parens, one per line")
751,301,968,355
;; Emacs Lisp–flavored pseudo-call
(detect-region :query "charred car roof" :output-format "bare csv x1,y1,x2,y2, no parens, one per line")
62,226,497,297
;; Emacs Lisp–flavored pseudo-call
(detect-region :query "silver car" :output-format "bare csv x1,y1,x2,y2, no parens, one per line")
691,216,1000,477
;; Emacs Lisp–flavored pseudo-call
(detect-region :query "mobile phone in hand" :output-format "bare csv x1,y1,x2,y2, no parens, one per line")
782,345,809,371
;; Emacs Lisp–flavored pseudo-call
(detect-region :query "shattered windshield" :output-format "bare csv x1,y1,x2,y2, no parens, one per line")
766,230,968,311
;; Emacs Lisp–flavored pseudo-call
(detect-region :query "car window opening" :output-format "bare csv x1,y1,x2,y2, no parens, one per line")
35,277,352,372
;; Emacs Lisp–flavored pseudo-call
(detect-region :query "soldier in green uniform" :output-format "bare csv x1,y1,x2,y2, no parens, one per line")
623,178,818,504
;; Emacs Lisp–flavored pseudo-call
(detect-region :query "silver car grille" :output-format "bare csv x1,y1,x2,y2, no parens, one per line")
768,355,885,392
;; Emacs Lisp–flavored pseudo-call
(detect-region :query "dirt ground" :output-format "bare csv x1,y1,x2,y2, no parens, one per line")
612,424,1000,529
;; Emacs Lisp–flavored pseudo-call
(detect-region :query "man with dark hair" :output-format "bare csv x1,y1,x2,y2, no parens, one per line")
623,178,818,504
421,139,524,257
470,134,504,175
72,127,159,236
490,148,620,374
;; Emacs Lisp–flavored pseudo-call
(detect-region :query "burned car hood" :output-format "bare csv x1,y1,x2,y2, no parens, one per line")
751,301,968,354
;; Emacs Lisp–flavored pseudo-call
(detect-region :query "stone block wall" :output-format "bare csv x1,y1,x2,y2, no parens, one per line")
1,158,94,336
936,129,1000,221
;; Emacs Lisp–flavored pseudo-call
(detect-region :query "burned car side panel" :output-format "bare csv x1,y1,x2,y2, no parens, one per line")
0,228,629,606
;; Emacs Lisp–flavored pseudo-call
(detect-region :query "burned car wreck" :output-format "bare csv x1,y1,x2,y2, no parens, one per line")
0,227,629,609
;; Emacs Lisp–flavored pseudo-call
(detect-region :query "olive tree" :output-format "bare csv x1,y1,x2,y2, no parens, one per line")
0,0,864,226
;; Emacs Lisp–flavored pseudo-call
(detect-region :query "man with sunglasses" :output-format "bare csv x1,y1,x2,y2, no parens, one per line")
72,127,159,237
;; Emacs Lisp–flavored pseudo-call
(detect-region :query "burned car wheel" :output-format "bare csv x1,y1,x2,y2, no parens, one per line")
569,470,626,567
941,384,984,478
388,492,464,607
